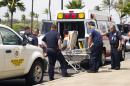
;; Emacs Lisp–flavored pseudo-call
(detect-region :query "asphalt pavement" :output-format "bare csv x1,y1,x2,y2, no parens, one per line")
0,52,130,86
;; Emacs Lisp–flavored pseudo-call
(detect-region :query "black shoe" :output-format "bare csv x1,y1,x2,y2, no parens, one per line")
87,70,98,73
62,74,71,77
115,67,120,70
49,78,54,81
111,67,115,69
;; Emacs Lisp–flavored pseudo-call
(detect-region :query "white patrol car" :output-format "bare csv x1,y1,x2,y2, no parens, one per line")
0,24,46,85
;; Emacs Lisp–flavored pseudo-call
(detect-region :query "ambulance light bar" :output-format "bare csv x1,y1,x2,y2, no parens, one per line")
57,12,85,19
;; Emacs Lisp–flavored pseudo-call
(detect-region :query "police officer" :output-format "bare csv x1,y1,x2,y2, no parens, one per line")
105,25,122,70
42,24,70,81
87,21,103,73
31,29,39,46
22,27,38,46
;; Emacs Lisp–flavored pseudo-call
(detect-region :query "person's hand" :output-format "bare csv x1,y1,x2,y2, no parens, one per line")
44,53,48,57
118,46,122,51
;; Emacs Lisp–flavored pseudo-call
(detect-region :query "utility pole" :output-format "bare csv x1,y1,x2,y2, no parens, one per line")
31,0,34,32
61,0,63,10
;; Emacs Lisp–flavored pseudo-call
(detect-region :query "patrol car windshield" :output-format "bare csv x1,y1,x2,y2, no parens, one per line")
58,21,85,39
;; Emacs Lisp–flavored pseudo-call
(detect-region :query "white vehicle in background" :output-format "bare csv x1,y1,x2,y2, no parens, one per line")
0,24,46,85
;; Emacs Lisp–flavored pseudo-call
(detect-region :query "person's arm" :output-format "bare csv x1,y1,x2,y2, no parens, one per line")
57,33,62,50
88,30,94,48
88,35,93,48
42,36,47,48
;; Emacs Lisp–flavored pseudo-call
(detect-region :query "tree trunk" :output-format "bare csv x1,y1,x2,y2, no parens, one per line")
24,20,26,26
49,0,52,20
10,13,13,28
109,5,110,14
37,18,38,28
31,0,34,32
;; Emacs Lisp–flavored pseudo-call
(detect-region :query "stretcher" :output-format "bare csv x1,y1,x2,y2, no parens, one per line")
62,49,90,72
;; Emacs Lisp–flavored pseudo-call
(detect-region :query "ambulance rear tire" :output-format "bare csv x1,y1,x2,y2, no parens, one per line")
26,60,44,85
101,53,105,65
121,49,125,61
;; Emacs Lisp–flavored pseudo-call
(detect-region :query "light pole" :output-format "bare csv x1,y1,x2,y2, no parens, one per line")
31,0,34,32
61,0,63,10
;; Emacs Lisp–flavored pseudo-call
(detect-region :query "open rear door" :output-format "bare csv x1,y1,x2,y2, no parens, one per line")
41,20,54,34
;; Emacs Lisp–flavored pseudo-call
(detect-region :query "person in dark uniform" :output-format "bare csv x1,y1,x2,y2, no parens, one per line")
31,29,39,46
42,24,70,81
87,21,103,73
105,25,122,70
22,27,38,46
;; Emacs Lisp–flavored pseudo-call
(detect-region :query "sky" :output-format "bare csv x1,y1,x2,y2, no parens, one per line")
0,0,120,23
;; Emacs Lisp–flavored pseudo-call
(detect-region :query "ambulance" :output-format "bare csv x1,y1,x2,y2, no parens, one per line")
0,24,46,85
55,9,125,64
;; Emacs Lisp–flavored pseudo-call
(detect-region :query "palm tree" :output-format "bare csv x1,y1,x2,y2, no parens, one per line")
0,0,25,28
35,13,39,28
31,0,34,32
30,11,35,28
48,0,51,20
3,12,10,25
65,0,85,9
43,8,49,20
114,0,130,23
102,0,115,14
21,14,26,26
94,6,101,11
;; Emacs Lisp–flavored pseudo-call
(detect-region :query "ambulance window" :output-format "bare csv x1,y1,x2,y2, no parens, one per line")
59,21,85,39
0,27,22,45
97,21,108,34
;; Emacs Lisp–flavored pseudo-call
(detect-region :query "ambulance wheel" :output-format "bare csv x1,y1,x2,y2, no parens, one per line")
121,49,125,61
26,60,44,85
101,53,105,65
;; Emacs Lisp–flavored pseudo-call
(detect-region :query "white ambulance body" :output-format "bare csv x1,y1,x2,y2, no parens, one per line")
55,9,118,63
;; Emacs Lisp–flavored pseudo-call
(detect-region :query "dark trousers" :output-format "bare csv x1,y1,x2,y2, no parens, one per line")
111,48,120,68
89,44,103,71
47,48,68,80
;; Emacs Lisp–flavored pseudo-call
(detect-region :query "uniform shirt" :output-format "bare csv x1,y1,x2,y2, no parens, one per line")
31,35,38,46
88,29,103,45
42,30,60,49
107,31,122,48
22,32,38,46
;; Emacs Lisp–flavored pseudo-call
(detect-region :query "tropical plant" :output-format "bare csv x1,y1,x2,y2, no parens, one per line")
21,14,26,26
3,12,10,25
0,0,25,28
102,0,115,13
94,6,101,11
43,8,49,20
114,0,130,23
34,13,39,28
65,0,85,9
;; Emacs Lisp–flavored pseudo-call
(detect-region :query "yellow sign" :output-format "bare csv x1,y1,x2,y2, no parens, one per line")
11,59,24,66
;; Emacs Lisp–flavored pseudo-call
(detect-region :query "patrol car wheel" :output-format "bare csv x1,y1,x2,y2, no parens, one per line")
26,60,44,85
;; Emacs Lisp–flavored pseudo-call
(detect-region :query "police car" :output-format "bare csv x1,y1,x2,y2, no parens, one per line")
0,24,46,85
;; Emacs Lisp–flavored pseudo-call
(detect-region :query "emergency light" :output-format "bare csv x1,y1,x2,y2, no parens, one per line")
57,12,85,19
57,13,64,19
78,12,85,19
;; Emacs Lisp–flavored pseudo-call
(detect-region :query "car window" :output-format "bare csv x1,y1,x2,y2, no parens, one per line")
0,27,22,45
